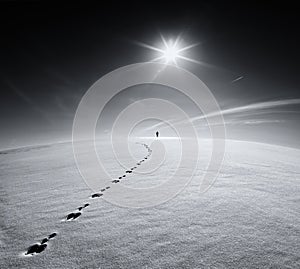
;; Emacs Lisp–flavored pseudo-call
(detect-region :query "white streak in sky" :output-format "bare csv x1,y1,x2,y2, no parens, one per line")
194,98,300,122
145,98,300,132
242,119,285,125
231,76,244,83
196,119,286,128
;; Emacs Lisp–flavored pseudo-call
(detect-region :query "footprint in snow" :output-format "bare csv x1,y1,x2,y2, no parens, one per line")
91,193,103,198
66,212,81,221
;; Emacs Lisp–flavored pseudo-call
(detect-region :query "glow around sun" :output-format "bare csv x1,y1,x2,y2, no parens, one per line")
137,35,200,66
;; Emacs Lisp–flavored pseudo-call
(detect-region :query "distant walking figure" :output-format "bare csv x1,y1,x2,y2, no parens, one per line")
156,131,159,137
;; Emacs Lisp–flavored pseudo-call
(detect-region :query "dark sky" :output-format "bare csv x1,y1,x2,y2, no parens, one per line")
0,1,299,149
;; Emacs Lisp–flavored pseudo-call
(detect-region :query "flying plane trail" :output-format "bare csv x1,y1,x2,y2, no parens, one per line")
231,76,244,83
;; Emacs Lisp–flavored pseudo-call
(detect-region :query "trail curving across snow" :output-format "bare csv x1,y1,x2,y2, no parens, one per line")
23,142,152,256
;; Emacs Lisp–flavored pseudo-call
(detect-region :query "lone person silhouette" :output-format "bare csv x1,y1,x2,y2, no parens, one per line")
156,131,159,138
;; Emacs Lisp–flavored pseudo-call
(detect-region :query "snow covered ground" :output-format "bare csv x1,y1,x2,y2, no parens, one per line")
0,139,300,268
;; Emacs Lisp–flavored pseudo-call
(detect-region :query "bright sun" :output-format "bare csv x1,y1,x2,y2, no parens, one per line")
137,35,200,66
163,40,180,64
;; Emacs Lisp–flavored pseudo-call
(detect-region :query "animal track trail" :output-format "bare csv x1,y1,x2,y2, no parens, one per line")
24,233,57,256
91,143,152,197
23,143,152,256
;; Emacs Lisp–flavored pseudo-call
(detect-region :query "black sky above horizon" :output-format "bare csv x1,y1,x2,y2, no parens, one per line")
0,1,299,148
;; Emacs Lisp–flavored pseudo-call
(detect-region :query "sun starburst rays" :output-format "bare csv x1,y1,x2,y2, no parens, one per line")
137,35,200,66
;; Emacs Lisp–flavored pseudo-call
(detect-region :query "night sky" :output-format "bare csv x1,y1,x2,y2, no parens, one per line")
0,1,299,149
